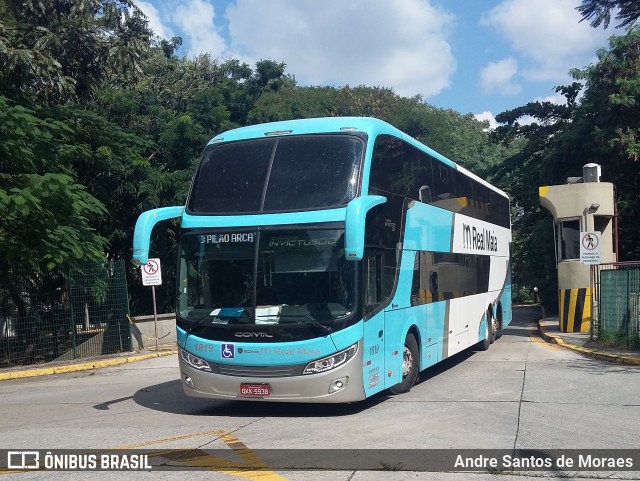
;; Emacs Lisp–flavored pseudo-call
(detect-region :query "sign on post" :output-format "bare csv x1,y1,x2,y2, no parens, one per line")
140,258,162,351
580,231,601,265
141,258,162,286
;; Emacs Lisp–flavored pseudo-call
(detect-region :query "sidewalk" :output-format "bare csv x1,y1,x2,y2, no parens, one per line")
538,318,640,365
0,344,178,381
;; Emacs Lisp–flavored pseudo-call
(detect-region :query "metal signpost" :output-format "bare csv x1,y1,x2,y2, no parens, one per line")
580,232,601,340
140,258,162,351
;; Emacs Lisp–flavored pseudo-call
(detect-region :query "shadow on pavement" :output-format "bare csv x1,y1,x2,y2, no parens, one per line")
131,378,389,417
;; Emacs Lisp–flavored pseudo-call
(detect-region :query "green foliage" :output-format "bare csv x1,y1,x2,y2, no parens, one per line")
568,28,640,260
598,329,640,349
1,171,107,270
512,288,533,304
252,83,507,179
0,0,152,103
0,97,108,271
13,0,640,321
577,0,640,28
491,26,640,313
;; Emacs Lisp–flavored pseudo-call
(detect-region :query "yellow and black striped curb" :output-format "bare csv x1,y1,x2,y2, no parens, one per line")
538,320,640,366
0,349,178,381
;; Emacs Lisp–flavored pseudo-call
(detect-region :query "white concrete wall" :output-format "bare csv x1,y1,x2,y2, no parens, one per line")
130,313,176,350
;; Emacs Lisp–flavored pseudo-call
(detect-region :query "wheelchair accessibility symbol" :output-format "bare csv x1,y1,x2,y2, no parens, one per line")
221,343,235,359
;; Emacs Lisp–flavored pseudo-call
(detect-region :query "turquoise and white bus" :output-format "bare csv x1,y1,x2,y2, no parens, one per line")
133,117,512,403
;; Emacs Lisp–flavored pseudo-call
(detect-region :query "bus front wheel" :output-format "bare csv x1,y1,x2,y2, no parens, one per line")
390,333,419,394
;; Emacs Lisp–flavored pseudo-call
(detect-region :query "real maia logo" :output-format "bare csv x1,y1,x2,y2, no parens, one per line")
462,223,498,252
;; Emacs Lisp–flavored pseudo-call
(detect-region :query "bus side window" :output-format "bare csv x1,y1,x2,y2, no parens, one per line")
370,135,404,195
403,142,434,202
363,253,382,318
433,164,455,200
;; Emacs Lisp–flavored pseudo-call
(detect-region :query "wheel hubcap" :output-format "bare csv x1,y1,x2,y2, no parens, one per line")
402,346,413,377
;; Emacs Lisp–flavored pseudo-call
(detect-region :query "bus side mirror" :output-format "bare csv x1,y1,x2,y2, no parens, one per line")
344,195,387,261
132,206,185,265
419,185,432,203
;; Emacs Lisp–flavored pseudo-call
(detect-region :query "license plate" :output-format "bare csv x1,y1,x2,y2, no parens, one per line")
240,383,271,397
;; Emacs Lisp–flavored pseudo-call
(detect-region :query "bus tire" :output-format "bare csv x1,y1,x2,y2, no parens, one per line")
477,312,493,351
495,303,503,340
390,333,419,395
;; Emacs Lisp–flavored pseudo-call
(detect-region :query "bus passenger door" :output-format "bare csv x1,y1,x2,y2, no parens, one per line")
362,252,385,397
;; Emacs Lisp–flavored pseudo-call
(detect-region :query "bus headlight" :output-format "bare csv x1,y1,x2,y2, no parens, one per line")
180,347,212,372
303,343,358,375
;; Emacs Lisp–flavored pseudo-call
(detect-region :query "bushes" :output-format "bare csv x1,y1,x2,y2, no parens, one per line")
513,286,534,304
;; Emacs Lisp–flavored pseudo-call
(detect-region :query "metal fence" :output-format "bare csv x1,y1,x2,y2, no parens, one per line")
0,261,131,368
594,262,640,348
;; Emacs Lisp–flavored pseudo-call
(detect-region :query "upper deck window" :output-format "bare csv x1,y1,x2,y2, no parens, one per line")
188,134,364,214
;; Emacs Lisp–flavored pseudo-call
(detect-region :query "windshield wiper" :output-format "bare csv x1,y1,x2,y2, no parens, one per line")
299,316,333,335
185,315,211,334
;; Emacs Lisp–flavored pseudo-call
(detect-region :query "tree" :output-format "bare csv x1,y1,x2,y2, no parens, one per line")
569,28,640,259
0,0,152,103
0,0,155,332
93,50,287,314
222,59,286,125
0,0,155,272
491,27,640,312
488,75,589,311
0,98,108,271
577,0,640,28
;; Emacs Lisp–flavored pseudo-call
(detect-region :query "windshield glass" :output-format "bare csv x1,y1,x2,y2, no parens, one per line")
187,135,364,214
178,229,355,328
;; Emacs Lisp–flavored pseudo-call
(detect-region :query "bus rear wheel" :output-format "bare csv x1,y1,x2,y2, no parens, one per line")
390,333,419,394
477,311,494,351
494,303,503,340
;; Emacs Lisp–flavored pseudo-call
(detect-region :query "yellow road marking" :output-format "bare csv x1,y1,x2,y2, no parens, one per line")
115,430,224,449
137,431,289,481
1,431,290,480
530,332,561,350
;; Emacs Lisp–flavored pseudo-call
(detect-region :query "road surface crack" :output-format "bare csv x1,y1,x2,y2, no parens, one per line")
513,337,533,450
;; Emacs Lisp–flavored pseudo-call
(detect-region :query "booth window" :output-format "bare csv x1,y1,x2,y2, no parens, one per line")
557,219,580,261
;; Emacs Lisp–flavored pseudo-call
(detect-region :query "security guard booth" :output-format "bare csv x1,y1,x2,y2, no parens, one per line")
539,164,616,332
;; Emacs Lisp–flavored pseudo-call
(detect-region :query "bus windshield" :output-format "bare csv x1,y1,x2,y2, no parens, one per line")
187,135,364,214
178,229,356,328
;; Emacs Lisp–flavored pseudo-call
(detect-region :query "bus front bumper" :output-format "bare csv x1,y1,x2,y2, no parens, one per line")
178,342,366,403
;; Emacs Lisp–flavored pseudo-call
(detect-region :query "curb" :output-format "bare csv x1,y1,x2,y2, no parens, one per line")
537,320,640,366
0,349,178,381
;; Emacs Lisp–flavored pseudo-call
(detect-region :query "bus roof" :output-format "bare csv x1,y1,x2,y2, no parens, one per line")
208,117,508,199
208,117,398,144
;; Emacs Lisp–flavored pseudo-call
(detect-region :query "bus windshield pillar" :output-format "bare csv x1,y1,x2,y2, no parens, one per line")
132,206,185,265
345,195,386,261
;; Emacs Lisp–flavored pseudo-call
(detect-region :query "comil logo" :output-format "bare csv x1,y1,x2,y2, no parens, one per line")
8,451,39,469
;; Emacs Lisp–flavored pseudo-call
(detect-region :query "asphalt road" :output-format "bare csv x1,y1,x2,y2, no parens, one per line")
1,306,639,481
